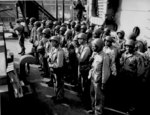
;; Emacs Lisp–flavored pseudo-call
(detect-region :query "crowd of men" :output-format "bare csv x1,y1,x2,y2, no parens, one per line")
13,17,150,115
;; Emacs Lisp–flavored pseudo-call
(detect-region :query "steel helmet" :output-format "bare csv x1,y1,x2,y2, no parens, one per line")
37,27,43,34
105,36,114,43
86,29,93,38
125,39,135,47
60,26,66,33
50,36,60,43
75,24,81,32
117,30,125,37
78,33,87,40
92,38,104,51
55,25,61,31
42,28,51,36
34,21,41,28
93,28,103,37
30,17,36,24
65,29,72,37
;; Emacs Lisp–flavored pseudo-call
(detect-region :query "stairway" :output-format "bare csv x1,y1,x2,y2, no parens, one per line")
17,0,56,21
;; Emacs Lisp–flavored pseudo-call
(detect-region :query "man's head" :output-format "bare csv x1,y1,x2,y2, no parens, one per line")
42,28,51,38
50,36,60,47
93,28,103,38
34,21,41,29
59,26,66,35
92,38,104,52
117,30,125,39
104,36,114,47
29,17,36,25
78,33,87,45
125,39,135,53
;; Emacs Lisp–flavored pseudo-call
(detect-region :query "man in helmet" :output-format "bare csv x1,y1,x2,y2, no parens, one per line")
80,25,87,33
120,39,144,114
29,21,41,56
88,38,111,115
103,36,117,76
14,18,25,55
48,36,65,102
116,30,126,52
28,17,36,34
37,28,51,77
37,27,43,41
59,26,67,47
54,25,61,36
93,28,103,39
77,33,92,108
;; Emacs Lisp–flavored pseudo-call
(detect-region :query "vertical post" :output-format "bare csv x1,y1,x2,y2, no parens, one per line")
62,0,65,22
15,3,18,19
24,1,26,18
55,0,58,20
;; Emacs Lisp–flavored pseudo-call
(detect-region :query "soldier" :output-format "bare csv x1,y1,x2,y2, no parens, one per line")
103,36,117,76
59,26,67,47
29,21,41,57
14,19,25,55
67,43,78,85
88,38,111,115
93,28,103,39
77,33,92,109
116,30,125,50
48,36,65,102
120,39,144,113
37,27,43,42
54,25,61,36
37,28,51,77
73,0,86,22
28,17,36,35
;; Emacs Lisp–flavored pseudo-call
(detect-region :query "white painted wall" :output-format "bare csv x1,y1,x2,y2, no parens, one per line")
118,0,150,43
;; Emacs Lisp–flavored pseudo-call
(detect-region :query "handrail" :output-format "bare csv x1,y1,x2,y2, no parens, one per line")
31,0,56,21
